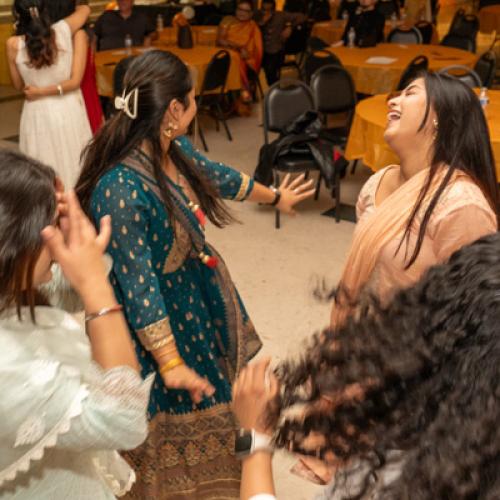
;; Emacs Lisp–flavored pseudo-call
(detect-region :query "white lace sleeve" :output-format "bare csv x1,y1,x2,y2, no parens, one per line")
56,366,154,452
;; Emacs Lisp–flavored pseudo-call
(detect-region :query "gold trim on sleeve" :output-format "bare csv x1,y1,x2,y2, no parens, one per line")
137,317,175,351
233,173,251,201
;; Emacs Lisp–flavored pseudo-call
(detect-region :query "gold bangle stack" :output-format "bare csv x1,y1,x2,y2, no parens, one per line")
159,356,185,376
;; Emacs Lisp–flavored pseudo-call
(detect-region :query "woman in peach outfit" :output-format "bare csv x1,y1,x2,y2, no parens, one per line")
331,72,499,327
217,0,263,105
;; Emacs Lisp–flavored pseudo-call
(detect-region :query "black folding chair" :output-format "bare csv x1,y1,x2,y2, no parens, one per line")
387,27,423,44
263,79,318,228
280,21,310,78
441,33,475,53
303,49,341,83
438,65,483,88
310,65,356,221
415,21,434,44
397,55,429,90
474,51,497,88
377,0,399,18
196,50,232,152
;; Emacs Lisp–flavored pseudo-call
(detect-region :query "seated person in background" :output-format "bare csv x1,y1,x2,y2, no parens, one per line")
93,0,155,51
340,0,385,46
337,0,360,18
218,0,263,104
256,0,306,85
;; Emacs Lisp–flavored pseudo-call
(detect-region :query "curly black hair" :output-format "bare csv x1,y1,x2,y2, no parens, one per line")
270,232,500,499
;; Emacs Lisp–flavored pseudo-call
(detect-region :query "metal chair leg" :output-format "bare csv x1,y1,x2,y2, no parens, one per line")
314,173,322,200
275,172,280,229
334,172,341,223
216,102,232,141
350,159,358,175
198,119,208,152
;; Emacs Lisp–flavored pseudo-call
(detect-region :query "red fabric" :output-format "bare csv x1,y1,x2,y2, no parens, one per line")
81,46,104,135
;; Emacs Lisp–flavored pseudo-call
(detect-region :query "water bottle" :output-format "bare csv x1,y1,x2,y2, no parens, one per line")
479,87,489,114
342,10,348,21
124,34,132,54
156,14,164,32
390,12,397,28
347,27,356,48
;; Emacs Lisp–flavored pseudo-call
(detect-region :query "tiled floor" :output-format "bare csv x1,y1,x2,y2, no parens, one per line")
0,92,372,499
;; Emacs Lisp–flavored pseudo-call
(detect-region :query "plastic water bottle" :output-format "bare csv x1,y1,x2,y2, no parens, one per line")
390,12,397,28
347,27,356,48
156,14,164,32
124,34,132,54
479,87,489,114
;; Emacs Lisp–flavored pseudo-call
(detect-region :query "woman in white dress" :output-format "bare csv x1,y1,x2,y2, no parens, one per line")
6,0,92,189
0,149,152,499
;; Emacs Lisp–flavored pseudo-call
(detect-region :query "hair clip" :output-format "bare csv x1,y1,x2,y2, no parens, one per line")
114,88,139,120
28,6,39,19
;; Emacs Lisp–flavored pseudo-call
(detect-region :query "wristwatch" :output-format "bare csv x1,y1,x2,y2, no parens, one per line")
268,186,281,207
235,429,274,459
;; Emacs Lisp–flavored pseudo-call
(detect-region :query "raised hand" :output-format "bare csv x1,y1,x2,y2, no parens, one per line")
162,364,216,404
276,173,316,215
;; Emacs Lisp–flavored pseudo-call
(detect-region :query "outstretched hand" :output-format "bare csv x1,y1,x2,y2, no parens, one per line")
276,174,316,215
162,364,216,404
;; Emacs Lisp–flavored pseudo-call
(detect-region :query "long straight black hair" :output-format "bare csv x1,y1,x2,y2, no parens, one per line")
13,0,56,69
0,150,56,320
46,0,75,23
400,71,499,268
76,50,233,228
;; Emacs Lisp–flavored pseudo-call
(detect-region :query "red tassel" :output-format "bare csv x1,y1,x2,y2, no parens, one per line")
194,207,206,227
333,150,342,162
205,256,218,268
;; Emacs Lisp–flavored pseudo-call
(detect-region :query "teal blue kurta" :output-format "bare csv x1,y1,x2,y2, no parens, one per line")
90,136,261,499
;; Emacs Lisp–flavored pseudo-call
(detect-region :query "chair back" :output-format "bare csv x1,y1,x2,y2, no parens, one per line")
284,22,309,55
307,36,330,52
474,51,497,88
200,50,231,94
449,12,479,40
440,33,475,52
263,79,315,142
377,0,399,18
415,20,434,44
438,65,483,88
388,27,423,44
303,49,341,83
311,64,356,116
397,55,429,90
113,55,136,98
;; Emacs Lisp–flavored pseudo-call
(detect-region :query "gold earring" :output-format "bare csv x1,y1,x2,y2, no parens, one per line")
163,128,173,139
433,118,438,130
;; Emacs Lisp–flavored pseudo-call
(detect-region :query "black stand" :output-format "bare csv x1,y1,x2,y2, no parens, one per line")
321,203,357,223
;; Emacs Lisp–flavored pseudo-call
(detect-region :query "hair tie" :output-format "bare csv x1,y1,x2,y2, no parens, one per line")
28,6,39,19
114,88,139,120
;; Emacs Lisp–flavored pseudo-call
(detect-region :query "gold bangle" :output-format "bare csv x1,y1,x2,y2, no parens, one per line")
159,356,185,375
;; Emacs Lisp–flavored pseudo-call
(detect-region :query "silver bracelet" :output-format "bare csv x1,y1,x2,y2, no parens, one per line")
57,84,63,96
85,304,123,323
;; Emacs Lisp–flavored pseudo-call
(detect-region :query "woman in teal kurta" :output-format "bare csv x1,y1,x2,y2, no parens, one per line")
77,50,315,499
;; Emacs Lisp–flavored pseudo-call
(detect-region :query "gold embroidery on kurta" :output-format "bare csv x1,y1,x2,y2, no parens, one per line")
162,221,192,274
233,173,251,201
137,316,174,351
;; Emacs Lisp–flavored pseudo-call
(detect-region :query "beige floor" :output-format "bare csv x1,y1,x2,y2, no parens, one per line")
0,96,372,499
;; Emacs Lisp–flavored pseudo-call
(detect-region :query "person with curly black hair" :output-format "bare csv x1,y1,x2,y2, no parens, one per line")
232,231,500,499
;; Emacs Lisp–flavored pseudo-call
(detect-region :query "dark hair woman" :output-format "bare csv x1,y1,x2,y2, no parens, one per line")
0,149,151,497
75,49,314,499
45,0,104,134
6,0,92,189
233,231,500,499
331,72,499,327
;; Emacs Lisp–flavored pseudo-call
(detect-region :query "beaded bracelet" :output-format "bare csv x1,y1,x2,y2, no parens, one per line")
85,304,123,323
159,356,185,375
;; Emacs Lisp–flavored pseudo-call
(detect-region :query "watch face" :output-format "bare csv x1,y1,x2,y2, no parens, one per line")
234,431,253,457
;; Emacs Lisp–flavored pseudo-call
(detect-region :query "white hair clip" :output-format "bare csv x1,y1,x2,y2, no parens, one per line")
114,87,138,120
28,6,39,19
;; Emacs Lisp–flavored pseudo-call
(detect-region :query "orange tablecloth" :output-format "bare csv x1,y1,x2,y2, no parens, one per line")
311,20,407,44
95,45,241,97
480,5,500,34
345,91,500,178
156,26,218,46
326,43,478,94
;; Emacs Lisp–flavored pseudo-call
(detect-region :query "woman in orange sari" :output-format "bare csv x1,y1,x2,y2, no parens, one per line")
217,0,263,105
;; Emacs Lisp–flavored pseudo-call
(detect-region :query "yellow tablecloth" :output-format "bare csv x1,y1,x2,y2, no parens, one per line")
326,43,478,94
95,45,241,97
157,26,218,46
345,91,500,178
479,5,500,34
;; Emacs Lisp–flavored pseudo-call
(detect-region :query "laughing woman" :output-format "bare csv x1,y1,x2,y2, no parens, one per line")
76,50,314,499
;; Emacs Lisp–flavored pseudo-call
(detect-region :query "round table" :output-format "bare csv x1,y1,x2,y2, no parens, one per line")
326,43,478,94
157,26,218,46
94,45,241,97
479,5,500,34
311,20,411,45
345,91,500,178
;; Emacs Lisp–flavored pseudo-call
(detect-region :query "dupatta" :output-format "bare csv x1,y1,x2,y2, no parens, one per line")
332,166,465,326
